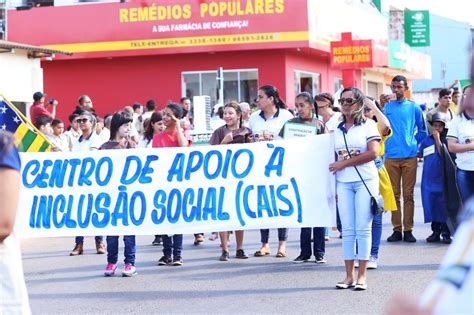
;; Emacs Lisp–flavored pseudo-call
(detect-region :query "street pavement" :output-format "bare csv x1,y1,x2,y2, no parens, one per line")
20,164,449,314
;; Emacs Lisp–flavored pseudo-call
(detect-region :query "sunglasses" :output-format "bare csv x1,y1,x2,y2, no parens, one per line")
363,107,372,112
76,118,89,124
338,98,358,106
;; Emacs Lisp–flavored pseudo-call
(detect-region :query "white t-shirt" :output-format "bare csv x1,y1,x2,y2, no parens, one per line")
446,112,474,171
334,118,381,182
249,108,293,140
72,132,103,152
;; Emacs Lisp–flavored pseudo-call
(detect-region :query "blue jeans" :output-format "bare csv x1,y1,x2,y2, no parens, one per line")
163,234,183,257
75,236,103,244
300,227,325,258
106,235,136,265
370,212,382,258
260,229,288,243
457,169,474,204
337,179,377,261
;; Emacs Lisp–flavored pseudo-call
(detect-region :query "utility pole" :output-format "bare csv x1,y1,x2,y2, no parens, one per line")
441,61,447,87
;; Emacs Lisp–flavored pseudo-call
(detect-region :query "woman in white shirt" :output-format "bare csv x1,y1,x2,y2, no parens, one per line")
249,85,293,258
329,87,381,290
447,84,474,203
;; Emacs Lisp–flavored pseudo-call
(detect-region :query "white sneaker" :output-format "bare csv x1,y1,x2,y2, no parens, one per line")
367,256,378,269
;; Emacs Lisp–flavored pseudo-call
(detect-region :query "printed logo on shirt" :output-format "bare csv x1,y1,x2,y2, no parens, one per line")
423,145,435,157
336,147,361,161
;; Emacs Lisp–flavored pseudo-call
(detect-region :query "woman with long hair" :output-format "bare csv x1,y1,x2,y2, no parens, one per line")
101,111,137,277
329,87,381,290
248,85,293,257
153,103,190,266
209,101,253,261
140,112,164,148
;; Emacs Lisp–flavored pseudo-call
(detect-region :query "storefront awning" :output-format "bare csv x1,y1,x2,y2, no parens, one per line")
0,40,72,58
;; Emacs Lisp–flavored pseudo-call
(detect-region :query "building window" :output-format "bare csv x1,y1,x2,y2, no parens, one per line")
182,69,258,107
294,70,320,96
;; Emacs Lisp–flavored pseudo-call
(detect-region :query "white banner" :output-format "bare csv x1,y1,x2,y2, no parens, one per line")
15,135,336,238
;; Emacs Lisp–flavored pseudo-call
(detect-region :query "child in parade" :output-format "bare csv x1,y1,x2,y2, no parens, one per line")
419,112,452,244
50,119,70,152
153,103,191,266
101,111,138,277
209,101,253,261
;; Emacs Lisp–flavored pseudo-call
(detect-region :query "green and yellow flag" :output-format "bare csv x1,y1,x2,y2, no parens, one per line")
0,95,52,152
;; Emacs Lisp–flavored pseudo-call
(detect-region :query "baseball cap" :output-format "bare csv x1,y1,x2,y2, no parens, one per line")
33,91,46,102
429,112,448,125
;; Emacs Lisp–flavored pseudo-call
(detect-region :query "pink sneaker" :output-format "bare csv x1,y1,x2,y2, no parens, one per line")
104,263,117,277
122,263,137,277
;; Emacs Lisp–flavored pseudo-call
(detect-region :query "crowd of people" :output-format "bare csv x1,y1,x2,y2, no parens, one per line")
4,74,470,291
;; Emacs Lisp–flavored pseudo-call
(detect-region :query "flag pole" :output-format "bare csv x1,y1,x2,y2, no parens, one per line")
0,93,56,148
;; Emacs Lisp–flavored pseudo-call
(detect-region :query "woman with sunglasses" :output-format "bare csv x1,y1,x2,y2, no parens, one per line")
69,110,105,257
249,85,293,258
329,87,381,291
209,101,253,261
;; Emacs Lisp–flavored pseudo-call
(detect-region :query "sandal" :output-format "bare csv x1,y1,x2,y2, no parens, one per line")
254,250,270,257
275,251,287,258
336,282,356,289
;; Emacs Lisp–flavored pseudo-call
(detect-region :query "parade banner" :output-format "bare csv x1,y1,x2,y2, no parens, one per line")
15,135,336,238
8,0,309,59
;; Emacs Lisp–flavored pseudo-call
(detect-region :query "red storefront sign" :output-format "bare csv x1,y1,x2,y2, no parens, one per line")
330,38,374,70
8,0,309,59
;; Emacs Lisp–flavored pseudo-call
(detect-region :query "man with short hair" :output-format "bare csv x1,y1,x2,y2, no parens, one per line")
380,75,428,243
29,92,57,127
426,89,454,133
142,99,156,121
36,116,53,137
180,97,193,129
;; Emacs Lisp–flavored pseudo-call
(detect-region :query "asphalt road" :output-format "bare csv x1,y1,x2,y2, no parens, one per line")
20,164,449,314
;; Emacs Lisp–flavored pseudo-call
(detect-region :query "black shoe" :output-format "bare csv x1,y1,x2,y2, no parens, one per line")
158,255,172,266
315,255,327,264
152,235,162,246
172,256,183,266
387,231,403,242
403,231,417,243
442,236,452,244
292,254,311,263
236,249,249,259
219,250,230,261
426,232,440,243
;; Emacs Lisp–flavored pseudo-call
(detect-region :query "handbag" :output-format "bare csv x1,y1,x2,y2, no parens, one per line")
342,130,384,216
